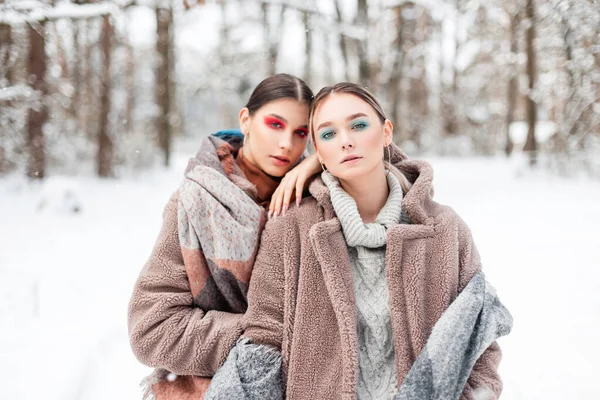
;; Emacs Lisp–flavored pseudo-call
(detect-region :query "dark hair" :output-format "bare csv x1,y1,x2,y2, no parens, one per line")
245,73,314,114
308,82,387,141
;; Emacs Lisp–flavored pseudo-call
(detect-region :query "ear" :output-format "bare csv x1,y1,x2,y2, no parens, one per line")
238,107,251,135
383,119,394,146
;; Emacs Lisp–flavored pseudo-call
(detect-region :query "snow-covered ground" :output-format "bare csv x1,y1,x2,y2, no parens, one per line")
1,151,599,399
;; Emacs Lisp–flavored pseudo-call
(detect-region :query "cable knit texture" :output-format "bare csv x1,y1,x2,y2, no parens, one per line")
229,143,507,400
322,170,404,400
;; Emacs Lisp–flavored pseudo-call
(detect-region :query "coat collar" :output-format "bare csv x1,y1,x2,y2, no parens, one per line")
308,143,436,227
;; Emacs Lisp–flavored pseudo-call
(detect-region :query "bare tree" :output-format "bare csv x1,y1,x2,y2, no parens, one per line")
523,0,538,165
438,0,463,137
302,10,312,85
388,4,405,144
0,22,12,85
155,3,174,167
27,22,47,180
261,2,286,76
356,0,370,86
82,19,95,138
333,0,349,81
0,22,12,173
124,34,135,134
446,0,462,136
97,14,114,177
70,20,82,130
505,9,520,156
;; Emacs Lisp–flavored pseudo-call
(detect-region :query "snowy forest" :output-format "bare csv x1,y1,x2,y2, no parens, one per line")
1,2,600,400
1,0,598,179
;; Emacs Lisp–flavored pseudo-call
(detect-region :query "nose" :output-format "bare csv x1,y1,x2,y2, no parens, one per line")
339,129,354,150
278,131,293,151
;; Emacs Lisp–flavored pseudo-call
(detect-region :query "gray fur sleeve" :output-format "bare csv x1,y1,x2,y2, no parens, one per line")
394,272,512,400
205,337,284,400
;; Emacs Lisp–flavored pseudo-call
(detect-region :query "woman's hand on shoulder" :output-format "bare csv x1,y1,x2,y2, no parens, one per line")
269,153,320,218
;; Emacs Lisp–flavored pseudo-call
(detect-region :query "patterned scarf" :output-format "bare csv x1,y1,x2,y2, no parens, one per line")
178,135,274,313
142,133,280,400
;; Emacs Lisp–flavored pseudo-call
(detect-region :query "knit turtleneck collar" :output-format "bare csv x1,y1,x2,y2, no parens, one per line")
322,170,408,248
235,147,281,207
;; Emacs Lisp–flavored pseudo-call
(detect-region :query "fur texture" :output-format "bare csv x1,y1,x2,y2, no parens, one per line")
128,133,267,399
207,272,511,400
208,144,510,400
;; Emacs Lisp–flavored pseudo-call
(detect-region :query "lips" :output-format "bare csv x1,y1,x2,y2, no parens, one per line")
341,155,362,163
270,155,290,166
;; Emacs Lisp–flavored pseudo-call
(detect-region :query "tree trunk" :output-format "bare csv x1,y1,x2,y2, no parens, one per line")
448,7,460,136
97,15,113,177
333,0,349,81
438,21,445,138
302,11,312,85
0,23,12,85
523,0,538,165
71,20,81,131
440,0,463,136
125,42,135,134
505,13,519,157
217,0,232,127
124,9,135,134
559,15,577,139
409,67,428,148
0,23,12,173
27,22,47,180
262,4,286,77
83,19,94,137
262,3,274,75
406,7,427,149
155,5,174,167
356,0,370,86
389,6,405,144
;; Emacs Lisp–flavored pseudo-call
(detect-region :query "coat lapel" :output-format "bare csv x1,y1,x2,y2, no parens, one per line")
308,218,359,399
385,222,435,382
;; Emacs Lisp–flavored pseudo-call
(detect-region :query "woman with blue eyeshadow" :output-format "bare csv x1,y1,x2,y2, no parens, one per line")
206,82,512,400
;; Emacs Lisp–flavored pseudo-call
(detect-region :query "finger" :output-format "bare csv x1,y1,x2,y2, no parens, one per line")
269,181,285,218
295,175,306,207
271,176,289,216
281,179,297,214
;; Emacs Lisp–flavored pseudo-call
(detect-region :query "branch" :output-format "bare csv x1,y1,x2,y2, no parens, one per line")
383,0,454,17
255,0,319,15
266,0,369,39
0,1,119,24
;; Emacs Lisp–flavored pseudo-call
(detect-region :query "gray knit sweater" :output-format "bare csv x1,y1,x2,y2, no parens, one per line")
322,171,409,400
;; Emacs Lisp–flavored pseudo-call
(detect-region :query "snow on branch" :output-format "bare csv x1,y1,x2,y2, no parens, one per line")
253,0,367,40
0,2,118,24
254,0,320,16
382,0,455,19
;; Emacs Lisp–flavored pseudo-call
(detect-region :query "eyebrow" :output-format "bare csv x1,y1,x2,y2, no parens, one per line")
267,114,288,124
267,114,308,129
316,112,369,131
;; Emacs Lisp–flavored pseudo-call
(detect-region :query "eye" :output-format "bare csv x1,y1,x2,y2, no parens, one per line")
351,120,369,130
264,116,286,130
295,128,309,137
319,129,335,141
